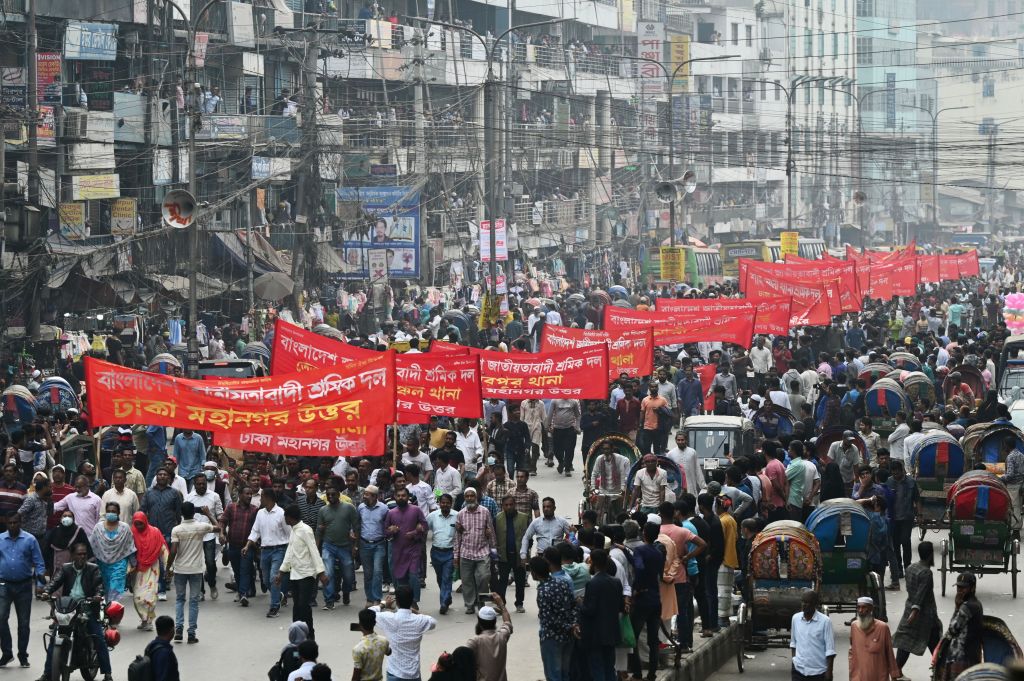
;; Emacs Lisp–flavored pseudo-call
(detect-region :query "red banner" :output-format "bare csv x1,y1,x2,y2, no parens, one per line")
603,305,756,348
939,255,961,281
478,345,609,399
541,326,654,380
739,259,860,313
431,339,483,357
655,297,792,336
742,269,833,327
867,258,918,299
272,320,482,419
213,426,386,457
955,251,980,277
84,354,396,433
918,254,940,283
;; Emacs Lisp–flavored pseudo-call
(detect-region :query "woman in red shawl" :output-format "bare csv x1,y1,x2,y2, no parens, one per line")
130,512,167,630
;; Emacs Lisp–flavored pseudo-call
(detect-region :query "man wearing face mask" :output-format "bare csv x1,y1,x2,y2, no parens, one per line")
384,488,427,607
848,596,900,681
101,469,139,523
185,473,223,601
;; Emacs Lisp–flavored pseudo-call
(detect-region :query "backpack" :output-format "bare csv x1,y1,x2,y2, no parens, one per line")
128,650,154,681
268,645,300,681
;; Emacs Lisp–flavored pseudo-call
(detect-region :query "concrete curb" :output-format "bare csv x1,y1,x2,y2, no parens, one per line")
659,621,742,681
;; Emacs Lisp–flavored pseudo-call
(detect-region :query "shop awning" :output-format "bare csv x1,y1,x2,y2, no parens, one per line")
211,230,289,275
146,273,227,300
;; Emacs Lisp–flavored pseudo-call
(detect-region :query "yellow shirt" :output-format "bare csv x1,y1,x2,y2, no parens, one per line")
719,512,739,569
428,428,449,449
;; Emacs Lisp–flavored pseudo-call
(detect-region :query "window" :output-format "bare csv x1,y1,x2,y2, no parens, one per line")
731,23,739,45
920,94,934,112
697,76,709,94
775,80,782,100
819,31,824,56
805,85,811,104
760,79,767,100
728,78,739,98
713,77,723,97
746,25,753,46
832,32,838,58
983,77,996,97
818,82,825,105
856,0,873,15
805,30,813,56
857,36,873,65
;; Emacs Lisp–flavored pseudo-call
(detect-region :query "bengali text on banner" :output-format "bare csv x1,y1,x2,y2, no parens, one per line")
84,354,396,433
213,425,386,457
739,258,860,313
602,305,756,348
540,326,654,380
654,297,792,336
271,319,482,419
478,344,609,399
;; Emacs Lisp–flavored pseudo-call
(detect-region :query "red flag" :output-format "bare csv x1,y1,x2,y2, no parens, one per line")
955,251,980,277
918,254,940,283
696,364,718,412
739,258,861,312
939,255,961,281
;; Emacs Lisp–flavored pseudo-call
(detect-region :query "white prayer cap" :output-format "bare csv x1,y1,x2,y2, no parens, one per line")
857,596,873,607
478,606,498,621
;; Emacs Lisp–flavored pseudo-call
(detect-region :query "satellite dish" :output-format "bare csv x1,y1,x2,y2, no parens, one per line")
162,189,196,229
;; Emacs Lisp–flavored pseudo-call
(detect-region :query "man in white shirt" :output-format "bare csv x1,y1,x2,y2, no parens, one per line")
401,437,433,485
184,473,224,601
629,454,668,513
432,453,463,499
242,489,291,618
903,420,927,470
167,502,214,643
275,504,327,640
887,411,910,466
766,378,792,412
749,336,773,383
403,464,436,516
455,420,484,478
101,469,139,523
665,431,705,497
609,381,625,410
373,586,437,680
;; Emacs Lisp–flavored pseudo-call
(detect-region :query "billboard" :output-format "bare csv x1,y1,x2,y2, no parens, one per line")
336,186,420,279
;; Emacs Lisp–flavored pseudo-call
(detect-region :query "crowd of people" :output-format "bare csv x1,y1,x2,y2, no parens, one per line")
0,249,1021,681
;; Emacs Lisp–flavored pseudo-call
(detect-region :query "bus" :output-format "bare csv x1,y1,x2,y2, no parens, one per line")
686,247,724,287
797,238,827,260
720,241,768,278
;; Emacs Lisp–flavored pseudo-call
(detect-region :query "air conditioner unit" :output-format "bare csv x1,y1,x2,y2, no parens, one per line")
63,109,88,139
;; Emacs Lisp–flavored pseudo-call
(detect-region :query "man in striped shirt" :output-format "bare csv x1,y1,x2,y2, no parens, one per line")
454,488,495,615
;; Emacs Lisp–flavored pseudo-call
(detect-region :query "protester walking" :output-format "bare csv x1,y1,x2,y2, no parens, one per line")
454,488,495,615
167,501,214,643
275,504,327,640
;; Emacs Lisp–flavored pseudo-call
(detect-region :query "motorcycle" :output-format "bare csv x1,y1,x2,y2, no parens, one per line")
39,595,122,681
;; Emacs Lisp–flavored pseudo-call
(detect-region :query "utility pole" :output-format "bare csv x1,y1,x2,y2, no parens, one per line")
290,22,322,319
26,0,40,339
986,126,997,231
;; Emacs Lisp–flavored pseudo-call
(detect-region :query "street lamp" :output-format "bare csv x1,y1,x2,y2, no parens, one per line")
412,16,568,298
619,53,740,245
740,75,843,237
900,103,968,235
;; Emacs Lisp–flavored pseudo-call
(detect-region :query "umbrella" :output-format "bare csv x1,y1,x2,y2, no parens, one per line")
590,290,611,307
608,285,628,298
148,353,182,371
688,236,708,247
524,298,541,307
567,293,585,303
253,272,294,301
611,299,634,308
313,324,344,340
538,297,555,306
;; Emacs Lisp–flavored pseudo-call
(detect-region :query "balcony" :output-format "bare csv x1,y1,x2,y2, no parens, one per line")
192,0,227,34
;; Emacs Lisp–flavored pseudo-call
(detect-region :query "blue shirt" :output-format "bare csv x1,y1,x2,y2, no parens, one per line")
0,531,45,582
790,610,836,676
426,509,457,549
681,519,699,576
358,502,389,542
172,433,206,480
146,426,166,455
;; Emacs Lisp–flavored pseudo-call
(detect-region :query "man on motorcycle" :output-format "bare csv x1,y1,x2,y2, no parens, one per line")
37,542,112,681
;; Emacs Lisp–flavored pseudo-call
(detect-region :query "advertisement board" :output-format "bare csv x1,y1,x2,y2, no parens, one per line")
336,186,420,279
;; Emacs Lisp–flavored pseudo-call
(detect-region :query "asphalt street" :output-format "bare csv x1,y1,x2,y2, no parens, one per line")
7,459,1021,681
